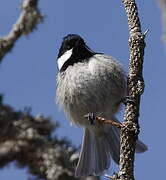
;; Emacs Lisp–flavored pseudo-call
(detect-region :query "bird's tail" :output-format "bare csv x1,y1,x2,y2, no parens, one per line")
75,117,147,177
75,127,111,177
109,116,148,154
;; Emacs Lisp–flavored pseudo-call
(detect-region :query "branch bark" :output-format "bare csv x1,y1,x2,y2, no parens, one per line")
112,0,146,179
0,0,43,62
0,96,100,180
95,116,123,128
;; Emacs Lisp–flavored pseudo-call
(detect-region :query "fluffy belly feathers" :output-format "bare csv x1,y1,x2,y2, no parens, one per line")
56,55,126,126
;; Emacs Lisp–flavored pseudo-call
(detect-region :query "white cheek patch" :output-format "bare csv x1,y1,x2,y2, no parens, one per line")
57,48,73,70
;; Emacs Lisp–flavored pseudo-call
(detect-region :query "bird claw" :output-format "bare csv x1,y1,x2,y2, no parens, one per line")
121,96,136,105
84,112,96,125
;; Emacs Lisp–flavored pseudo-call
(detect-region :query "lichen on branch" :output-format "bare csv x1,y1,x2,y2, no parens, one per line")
0,0,43,62
0,95,100,180
112,0,147,180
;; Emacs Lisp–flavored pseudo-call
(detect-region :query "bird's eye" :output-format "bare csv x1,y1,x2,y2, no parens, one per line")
67,45,71,50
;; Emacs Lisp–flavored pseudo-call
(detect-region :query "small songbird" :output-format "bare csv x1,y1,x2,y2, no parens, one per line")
56,34,147,177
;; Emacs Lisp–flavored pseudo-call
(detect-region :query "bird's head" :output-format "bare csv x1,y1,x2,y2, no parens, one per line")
57,34,95,71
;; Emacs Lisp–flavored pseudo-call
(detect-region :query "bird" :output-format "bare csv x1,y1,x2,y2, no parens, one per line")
56,34,147,177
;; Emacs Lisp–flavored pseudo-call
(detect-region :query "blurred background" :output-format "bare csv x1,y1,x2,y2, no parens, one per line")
0,0,166,179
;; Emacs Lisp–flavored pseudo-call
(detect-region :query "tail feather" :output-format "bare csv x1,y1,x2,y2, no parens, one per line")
110,116,148,154
104,127,120,164
75,117,147,177
106,123,148,164
75,128,94,177
135,139,148,153
94,135,110,172
75,128,111,177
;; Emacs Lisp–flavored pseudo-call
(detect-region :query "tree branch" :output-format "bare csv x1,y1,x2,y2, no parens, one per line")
0,0,43,62
113,0,147,179
0,96,100,180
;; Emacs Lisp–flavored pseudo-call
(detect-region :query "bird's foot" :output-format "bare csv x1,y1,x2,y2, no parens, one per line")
84,112,96,125
121,96,136,105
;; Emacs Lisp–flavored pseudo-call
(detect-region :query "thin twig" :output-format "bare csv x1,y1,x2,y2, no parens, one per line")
95,116,123,128
0,0,43,62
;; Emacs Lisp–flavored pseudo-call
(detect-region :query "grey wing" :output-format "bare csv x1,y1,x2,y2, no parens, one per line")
88,54,127,113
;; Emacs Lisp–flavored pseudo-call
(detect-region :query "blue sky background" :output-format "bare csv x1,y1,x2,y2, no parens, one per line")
0,0,166,179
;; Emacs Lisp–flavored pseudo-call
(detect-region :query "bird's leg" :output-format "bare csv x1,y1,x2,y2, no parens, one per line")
121,96,136,105
84,113,122,128
84,112,96,125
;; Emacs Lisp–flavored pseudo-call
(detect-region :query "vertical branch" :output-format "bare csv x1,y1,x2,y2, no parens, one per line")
118,0,146,179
